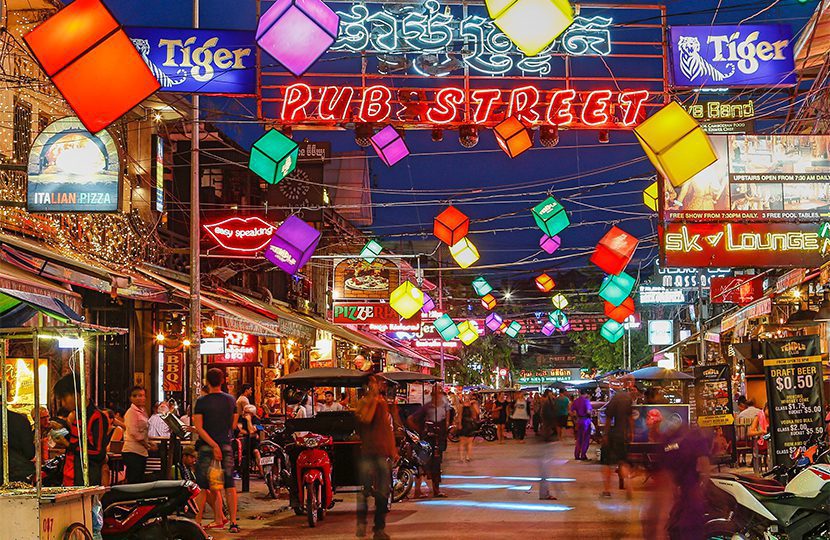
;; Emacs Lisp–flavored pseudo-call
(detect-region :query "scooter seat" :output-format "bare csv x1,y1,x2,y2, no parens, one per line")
743,482,786,497
103,480,190,506
732,473,782,488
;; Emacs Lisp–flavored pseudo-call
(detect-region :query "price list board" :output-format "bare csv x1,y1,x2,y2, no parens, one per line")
693,364,736,464
763,336,825,468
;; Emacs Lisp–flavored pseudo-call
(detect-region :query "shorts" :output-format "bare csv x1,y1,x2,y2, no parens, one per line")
601,431,629,466
195,444,235,490
557,415,569,428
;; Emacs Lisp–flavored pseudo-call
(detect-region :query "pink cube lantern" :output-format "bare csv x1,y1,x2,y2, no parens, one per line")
541,321,556,336
486,312,503,331
421,293,435,314
540,234,561,254
559,322,571,333
371,125,410,166
256,0,340,77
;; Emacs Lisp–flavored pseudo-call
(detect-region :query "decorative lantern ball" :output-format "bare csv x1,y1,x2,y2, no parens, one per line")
457,320,480,345
255,0,340,77
481,293,497,311
23,0,161,133
504,321,522,338
532,196,570,238
389,281,424,320
264,215,321,275
249,129,299,185
486,312,503,331
449,237,480,269
604,297,635,324
434,205,470,246
540,234,561,255
634,101,717,188
590,226,640,276
360,239,383,263
551,293,568,310
434,313,459,341
643,181,659,212
599,271,636,307
535,273,555,292
549,309,568,329
494,117,532,158
485,0,574,57
421,293,436,314
541,321,556,336
472,276,493,297
600,319,625,343
371,125,410,166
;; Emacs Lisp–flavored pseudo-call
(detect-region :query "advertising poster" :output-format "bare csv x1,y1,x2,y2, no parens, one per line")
694,364,736,463
631,404,690,443
163,343,185,392
333,258,400,300
27,117,122,213
763,336,825,468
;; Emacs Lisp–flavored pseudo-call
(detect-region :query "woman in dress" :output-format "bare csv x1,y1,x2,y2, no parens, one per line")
456,394,479,462
494,393,509,443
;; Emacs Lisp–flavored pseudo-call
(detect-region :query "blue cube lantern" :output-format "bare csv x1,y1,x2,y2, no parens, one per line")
549,309,568,329
472,276,493,297
434,314,459,341
600,319,625,343
598,272,635,307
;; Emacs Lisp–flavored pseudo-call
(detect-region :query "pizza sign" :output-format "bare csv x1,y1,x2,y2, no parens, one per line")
333,257,400,300
204,216,276,253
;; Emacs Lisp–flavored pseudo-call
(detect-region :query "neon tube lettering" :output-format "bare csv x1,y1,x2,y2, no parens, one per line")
427,87,465,124
470,89,501,124
359,85,393,122
508,86,541,124
581,90,612,126
282,84,312,122
618,90,650,126
319,86,353,121
546,89,576,126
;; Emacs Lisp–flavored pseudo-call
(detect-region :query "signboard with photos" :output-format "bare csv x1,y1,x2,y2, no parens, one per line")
332,257,401,300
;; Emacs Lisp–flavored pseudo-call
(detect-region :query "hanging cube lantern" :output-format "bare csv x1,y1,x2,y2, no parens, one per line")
540,234,561,255
255,0,340,77
434,206,470,246
498,321,508,333
599,272,636,307
590,226,640,276
494,117,533,158
421,293,436,314
604,297,635,324
249,129,299,185
264,215,321,274
559,321,571,333
532,196,570,237
634,101,717,188
485,0,574,56
472,276,493,297
504,321,522,338
360,239,383,263
389,281,424,319
551,293,568,310
449,237,480,269
643,181,659,211
370,125,410,166
600,319,625,344
541,321,556,336
457,320,480,345
535,273,555,292
549,309,568,329
434,314,459,341
481,293,497,311
486,312,503,332
23,0,161,133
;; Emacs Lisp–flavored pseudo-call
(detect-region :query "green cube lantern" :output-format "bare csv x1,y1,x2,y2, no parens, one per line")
249,129,299,185
549,309,568,329
600,319,624,343
472,276,493,297
531,196,570,237
360,239,383,263
504,321,522,338
598,272,635,307
434,314,459,341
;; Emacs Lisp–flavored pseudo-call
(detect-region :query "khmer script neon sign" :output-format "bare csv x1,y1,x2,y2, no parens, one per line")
331,0,612,77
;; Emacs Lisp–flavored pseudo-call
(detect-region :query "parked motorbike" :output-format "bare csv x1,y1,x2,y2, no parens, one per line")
291,432,334,528
260,437,291,499
447,416,497,443
392,428,432,502
28,453,66,487
101,480,206,539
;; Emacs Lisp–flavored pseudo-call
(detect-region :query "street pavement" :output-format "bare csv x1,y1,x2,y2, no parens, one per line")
210,431,650,539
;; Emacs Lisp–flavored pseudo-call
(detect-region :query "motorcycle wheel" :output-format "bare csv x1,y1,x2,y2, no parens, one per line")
132,518,209,540
264,471,278,499
306,482,318,528
392,466,415,503
447,426,459,443
482,426,497,442
704,521,744,540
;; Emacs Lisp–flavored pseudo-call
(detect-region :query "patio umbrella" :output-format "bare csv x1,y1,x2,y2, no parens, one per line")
0,288,84,327
629,366,693,380
594,369,631,380
273,367,373,387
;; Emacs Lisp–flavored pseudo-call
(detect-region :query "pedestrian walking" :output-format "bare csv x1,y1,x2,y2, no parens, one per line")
355,375,397,540
456,394,479,461
493,393,509,443
123,386,151,484
541,390,556,442
554,390,571,441
409,384,451,498
510,391,530,442
571,388,593,460
236,384,253,417
601,376,634,499
531,393,542,434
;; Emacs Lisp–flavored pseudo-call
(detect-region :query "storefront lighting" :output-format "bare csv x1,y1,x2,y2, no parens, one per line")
155,333,165,343
504,321,522,338
264,215,322,274
604,297,635,323
486,312,503,331
390,281,424,319
599,272,635,307
634,101,717,188
288,339,296,347
481,293,497,310
590,226,639,276
485,0,574,56
494,117,533,158
551,293,568,310
23,0,161,133
643,181,658,211
539,234,561,254
532,196,570,237
360,239,384,263
600,319,624,343
449,237,480,269
249,129,299,185
434,314,460,341
792,289,802,299
434,205,470,246
256,0,340,76
57,337,84,349
182,339,192,347
457,320,480,345
204,326,215,335
371,125,410,166
472,276,493,297
535,273,555,292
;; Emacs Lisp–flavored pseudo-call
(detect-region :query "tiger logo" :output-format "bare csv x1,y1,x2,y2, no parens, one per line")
677,36,735,82
131,38,187,87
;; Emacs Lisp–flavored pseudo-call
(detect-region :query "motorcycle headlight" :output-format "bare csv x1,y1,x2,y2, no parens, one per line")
306,438,318,448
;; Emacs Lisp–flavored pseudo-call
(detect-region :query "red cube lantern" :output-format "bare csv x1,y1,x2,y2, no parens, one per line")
494,117,533,158
434,205,470,246
535,273,555,292
24,0,160,133
590,226,639,275
604,297,635,323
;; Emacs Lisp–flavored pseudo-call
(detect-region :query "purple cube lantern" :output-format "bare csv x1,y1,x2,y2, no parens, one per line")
540,234,561,254
421,293,436,314
485,312,503,332
371,125,410,166
256,0,340,77
541,321,556,336
559,322,571,333
264,215,321,274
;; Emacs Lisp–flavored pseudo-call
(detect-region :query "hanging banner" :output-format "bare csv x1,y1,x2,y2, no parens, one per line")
763,336,825,468
162,342,185,392
694,364,736,464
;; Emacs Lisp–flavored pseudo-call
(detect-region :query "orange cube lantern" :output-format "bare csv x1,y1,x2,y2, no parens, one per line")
604,297,635,323
24,0,160,133
434,205,470,246
481,293,497,310
535,273,555,292
494,117,533,158
590,226,639,276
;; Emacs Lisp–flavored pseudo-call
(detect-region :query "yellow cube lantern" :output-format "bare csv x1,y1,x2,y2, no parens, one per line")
450,237,480,269
457,320,480,345
643,181,659,211
389,281,424,319
486,0,574,56
551,293,568,310
634,101,717,188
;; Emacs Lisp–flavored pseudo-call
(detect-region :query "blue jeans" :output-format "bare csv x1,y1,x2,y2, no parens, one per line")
357,455,391,532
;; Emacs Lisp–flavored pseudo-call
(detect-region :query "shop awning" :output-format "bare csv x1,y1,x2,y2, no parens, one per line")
0,288,83,327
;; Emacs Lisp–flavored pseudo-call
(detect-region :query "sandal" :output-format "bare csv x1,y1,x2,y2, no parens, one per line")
229,523,241,533
204,520,227,530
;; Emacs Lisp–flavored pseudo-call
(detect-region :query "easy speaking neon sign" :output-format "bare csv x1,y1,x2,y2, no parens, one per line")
204,217,276,253
279,84,649,128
